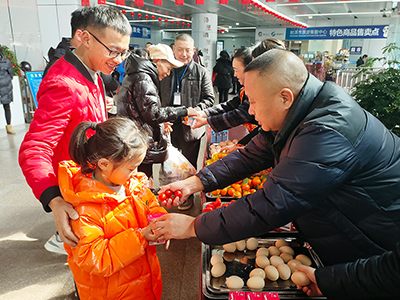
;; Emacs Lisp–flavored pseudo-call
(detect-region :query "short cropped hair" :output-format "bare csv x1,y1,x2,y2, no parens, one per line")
86,5,131,36
175,33,194,45
70,7,91,38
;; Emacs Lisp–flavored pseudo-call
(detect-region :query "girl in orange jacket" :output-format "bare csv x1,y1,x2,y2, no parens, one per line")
58,117,167,300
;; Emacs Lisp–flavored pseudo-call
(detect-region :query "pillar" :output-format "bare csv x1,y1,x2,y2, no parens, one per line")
387,17,400,47
191,13,218,75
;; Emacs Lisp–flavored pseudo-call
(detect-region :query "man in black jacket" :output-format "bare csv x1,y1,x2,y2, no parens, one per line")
159,34,214,210
153,49,400,291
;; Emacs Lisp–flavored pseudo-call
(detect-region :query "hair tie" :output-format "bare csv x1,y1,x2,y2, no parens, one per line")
87,161,96,170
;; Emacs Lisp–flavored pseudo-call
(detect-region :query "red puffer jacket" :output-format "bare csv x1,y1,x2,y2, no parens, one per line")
59,161,166,300
19,50,107,211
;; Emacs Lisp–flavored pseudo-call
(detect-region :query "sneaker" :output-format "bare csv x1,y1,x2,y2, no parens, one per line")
44,233,68,255
178,195,194,211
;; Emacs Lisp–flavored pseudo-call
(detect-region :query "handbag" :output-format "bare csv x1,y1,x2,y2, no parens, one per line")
158,137,197,186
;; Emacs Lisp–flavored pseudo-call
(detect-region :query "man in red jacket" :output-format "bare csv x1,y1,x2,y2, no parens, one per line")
19,5,131,250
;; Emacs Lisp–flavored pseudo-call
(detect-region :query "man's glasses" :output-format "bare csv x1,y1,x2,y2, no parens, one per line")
87,31,130,60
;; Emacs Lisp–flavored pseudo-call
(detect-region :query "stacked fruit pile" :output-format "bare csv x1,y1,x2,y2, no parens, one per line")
209,168,272,199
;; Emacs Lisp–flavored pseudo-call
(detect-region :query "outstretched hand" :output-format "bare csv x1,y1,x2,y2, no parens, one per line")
158,176,204,207
292,263,323,297
48,196,80,247
151,213,196,241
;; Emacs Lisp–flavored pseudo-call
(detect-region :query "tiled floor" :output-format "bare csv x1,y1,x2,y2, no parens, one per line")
0,123,205,300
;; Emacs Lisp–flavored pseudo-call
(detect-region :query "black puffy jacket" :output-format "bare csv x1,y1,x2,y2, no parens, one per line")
213,58,233,89
0,55,14,105
118,55,187,164
195,74,400,267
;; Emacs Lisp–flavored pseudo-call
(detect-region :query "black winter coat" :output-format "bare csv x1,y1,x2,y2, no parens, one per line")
0,55,14,105
118,54,187,164
213,58,233,89
316,241,400,299
195,74,400,267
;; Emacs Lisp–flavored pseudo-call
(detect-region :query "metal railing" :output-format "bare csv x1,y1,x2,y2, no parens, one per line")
336,67,382,94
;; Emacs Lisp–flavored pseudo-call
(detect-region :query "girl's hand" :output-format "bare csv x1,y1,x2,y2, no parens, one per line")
141,220,157,242
292,263,323,297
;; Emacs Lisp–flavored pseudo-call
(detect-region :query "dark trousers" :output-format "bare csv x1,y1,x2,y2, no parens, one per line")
218,88,229,103
171,123,201,170
138,163,153,178
3,103,11,125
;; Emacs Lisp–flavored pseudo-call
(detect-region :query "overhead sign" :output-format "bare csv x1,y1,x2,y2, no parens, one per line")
350,46,362,55
285,25,389,40
256,27,286,41
131,25,151,39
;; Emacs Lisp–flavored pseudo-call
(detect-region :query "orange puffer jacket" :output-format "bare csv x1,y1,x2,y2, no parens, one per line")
58,161,166,300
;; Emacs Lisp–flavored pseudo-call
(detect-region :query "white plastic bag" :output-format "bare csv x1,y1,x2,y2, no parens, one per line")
158,144,197,186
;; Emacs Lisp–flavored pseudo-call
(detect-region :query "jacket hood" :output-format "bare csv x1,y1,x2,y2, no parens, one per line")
47,37,71,61
58,160,149,206
125,54,159,83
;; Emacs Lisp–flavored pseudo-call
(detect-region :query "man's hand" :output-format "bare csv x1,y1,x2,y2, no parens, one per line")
159,176,204,207
164,122,173,135
48,196,80,247
152,213,196,241
190,116,208,129
292,263,323,297
187,107,204,117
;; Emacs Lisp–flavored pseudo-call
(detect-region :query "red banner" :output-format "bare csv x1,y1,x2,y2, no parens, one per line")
265,0,276,2
81,0,90,6
98,0,106,4
176,0,184,4
195,0,204,4
154,0,162,4
219,0,229,3
116,0,125,4
241,0,251,3
135,0,144,5
288,0,299,2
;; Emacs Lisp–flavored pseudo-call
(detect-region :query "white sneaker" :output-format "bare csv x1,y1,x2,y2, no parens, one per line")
44,233,67,255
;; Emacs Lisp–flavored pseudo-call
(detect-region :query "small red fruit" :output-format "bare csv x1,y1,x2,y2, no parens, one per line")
158,193,166,202
174,190,183,198
165,189,173,198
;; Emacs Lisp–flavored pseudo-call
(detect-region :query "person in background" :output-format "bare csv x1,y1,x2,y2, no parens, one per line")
118,43,195,179
213,50,233,103
188,39,286,149
19,6,132,254
43,7,89,78
293,241,400,299
229,48,240,95
114,44,134,85
60,117,166,300
145,42,153,52
0,45,15,135
356,54,368,67
159,33,214,210
152,49,400,273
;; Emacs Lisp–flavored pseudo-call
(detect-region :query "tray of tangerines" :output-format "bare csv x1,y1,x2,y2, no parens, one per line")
205,168,272,202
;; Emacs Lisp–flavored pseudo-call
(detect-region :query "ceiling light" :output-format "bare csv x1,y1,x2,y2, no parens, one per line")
229,25,232,28
236,22,239,25
308,16,313,19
